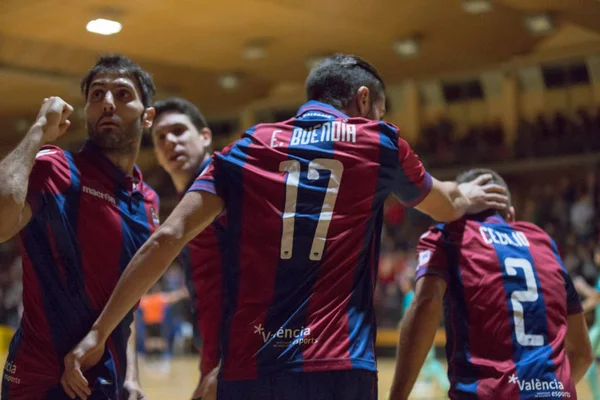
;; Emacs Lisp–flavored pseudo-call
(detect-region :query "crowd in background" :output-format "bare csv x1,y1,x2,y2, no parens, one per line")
0,107,599,346
415,107,600,168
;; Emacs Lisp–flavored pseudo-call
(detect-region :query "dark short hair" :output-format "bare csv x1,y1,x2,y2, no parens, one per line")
305,54,386,110
456,168,512,208
152,97,208,133
81,55,156,108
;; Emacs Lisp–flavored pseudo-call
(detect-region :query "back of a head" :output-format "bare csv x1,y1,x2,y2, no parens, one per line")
81,54,156,108
456,168,512,217
153,97,209,133
305,54,385,110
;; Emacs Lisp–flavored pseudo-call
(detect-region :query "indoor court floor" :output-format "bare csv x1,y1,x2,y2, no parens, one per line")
136,356,595,400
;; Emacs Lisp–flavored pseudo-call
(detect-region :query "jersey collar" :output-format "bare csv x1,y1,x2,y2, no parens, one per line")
296,101,349,119
80,140,144,193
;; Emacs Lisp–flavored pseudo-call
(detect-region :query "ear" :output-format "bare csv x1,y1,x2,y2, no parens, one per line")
356,86,371,117
142,107,155,129
506,206,516,223
201,127,213,147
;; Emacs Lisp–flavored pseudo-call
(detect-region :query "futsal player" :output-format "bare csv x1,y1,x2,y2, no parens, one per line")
0,55,159,399
390,168,593,400
151,97,225,399
63,54,509,400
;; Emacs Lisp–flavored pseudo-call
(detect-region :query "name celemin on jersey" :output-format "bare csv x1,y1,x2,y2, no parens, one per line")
479,226,530,248
271,121,357,148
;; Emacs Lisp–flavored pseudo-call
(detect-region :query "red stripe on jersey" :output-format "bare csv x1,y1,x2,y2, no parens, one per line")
222,134,287,380
76,163,122,313
301,124,381,371
188,220,225,377
447,221,520,399
518,222,574,394
13,250,60,389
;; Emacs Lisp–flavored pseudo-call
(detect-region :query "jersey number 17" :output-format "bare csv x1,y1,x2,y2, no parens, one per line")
279,159,343,261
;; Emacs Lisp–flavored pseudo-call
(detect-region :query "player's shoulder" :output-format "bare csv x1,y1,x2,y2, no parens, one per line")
34,145,69,165
141,182,160,203
511,220,549,238
417,223,449,246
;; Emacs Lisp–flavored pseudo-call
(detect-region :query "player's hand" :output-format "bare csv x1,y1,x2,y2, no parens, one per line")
35,96,73,143
459,174,509,215
195,366,219,400
61,328,106,400
124,379,146,400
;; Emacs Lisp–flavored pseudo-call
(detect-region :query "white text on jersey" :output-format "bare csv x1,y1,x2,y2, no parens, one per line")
480,226,530,247
82,186,116,205
287,121,357,147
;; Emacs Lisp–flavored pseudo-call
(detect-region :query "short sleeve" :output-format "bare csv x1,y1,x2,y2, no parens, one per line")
391,136,433,207
415,226,449,283
27,145,71,216
187,144,234,201
564,272,583,315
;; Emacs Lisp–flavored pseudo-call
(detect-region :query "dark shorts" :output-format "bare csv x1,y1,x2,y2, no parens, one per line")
217,369,377,400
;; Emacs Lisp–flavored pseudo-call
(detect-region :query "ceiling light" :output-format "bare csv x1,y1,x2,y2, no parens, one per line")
242,41,268,61
393,38,420,58
524,14,554,36
462,0,492,14
86,18,122,35
219,74,240,90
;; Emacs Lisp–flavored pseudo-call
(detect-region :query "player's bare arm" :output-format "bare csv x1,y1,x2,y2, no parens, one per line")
390,275,447,400
62,190,223,399
565,312,593,383
0,97,72,242
414,174,508,222
123,314,145,400
573,276,600,313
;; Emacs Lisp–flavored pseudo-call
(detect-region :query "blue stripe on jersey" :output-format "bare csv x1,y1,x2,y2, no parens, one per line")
220,130,254,366
22,152,95,357
344,130,394,370
258,115,337,373
114,185,154,384
443,225,479,399
486,220,558,396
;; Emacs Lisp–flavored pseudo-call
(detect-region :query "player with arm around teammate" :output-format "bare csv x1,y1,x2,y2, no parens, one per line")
0,55,159,400
390,168,593,400
62,54,509,400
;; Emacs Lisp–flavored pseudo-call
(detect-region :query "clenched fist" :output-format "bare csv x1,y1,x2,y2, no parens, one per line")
35,97,74,143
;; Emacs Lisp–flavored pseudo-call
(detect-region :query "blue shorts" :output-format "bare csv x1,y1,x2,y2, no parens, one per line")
218,369,377,400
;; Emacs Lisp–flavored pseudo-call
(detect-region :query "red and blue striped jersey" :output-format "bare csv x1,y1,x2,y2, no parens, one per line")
416,212,582,400
3,142,160,399
178,159,226,377
188,101,432,380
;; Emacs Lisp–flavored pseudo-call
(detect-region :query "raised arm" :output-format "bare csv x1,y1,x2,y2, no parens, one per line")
0,97,72,242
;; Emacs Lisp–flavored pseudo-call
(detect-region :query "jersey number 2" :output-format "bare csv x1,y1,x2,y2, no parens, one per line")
279,159,344,261
504,257,544,347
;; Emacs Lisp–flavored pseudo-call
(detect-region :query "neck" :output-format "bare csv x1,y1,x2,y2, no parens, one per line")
171,153,210,194
103,146,140,176
172,171,193,194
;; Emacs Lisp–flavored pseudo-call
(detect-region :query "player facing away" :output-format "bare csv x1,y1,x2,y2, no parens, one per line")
150,97,224,400
62,54,509,400
390,168,594,400
0,55,159,400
